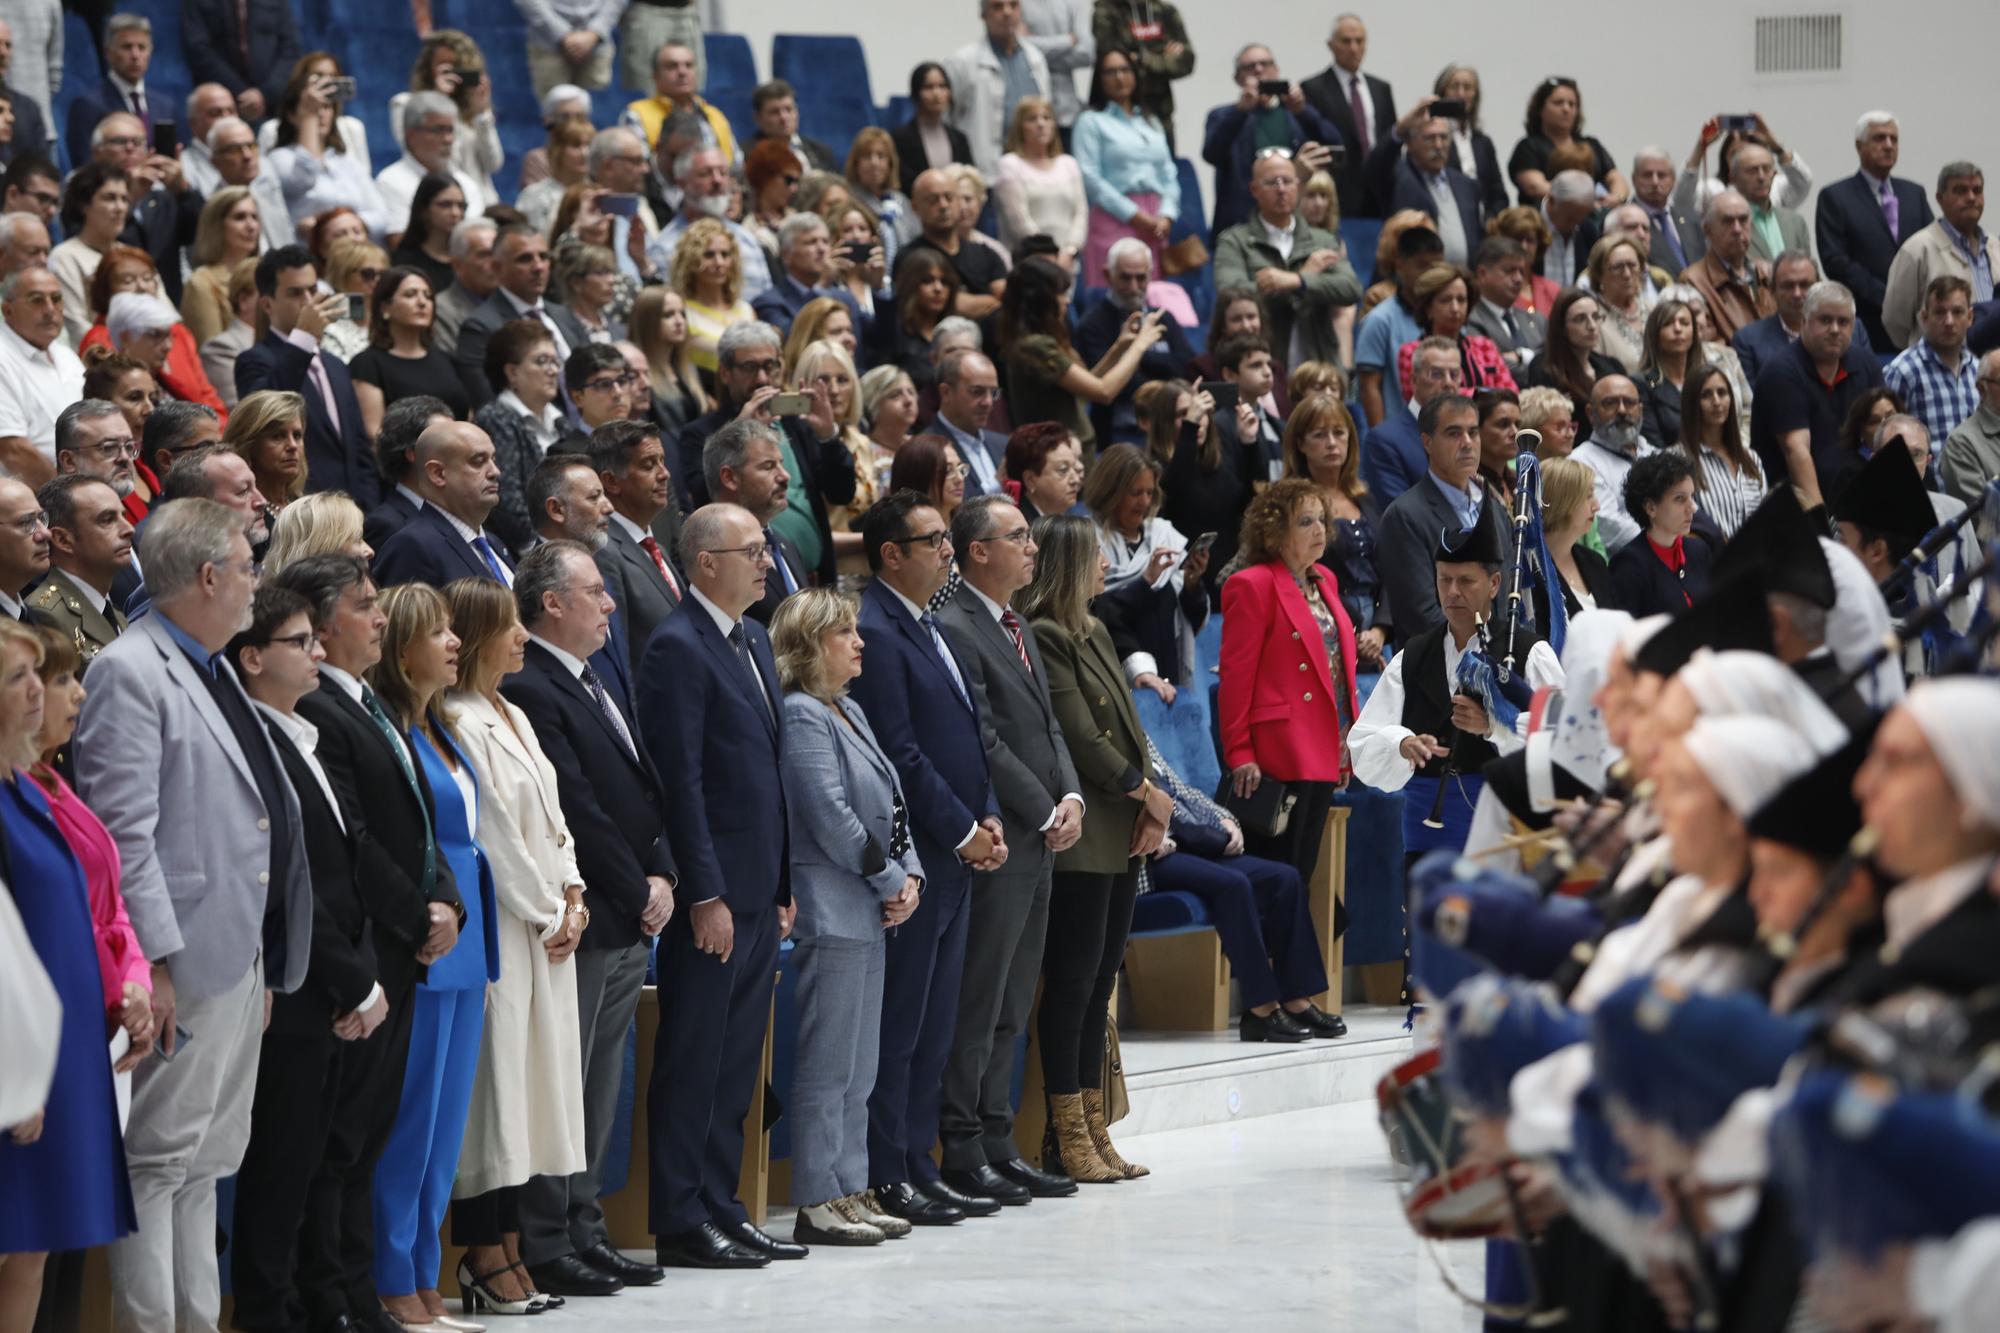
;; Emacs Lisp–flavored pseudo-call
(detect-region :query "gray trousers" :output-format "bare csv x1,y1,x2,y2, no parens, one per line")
108,959,264,1333
938,857,1052,1169
519,941,648,1263
619,6,705,93
787,935,885,1205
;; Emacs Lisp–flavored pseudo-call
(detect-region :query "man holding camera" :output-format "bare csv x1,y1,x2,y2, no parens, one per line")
1201,44,1341,238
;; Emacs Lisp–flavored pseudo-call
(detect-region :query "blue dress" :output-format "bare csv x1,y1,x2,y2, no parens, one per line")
0,776,136,1253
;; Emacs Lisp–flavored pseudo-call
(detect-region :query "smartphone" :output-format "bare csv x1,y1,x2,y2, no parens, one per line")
598,193,639,218
155,1022,195,1063
1187,531,1219,556
346,294,367,323
768,392,813,417
1431,98,1468,120
843,241,874,266
151,121,177,157
327,76,357,103
1257,79,1291,98
1720,113,1758,133
460,69,484,90
1326,143,1347,167
1207,383,1240,415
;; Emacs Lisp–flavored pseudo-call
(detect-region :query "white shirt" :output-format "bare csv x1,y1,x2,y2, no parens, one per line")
0,323,86,461
527,631,588,681
686,585,775,709
52,566,109,616
0,591,22,621
435,504,513,586
1573,435,1657,555
1259,213,1294,263
1348,633,1563,793
318,662,368,706
376,153,484,242
964,578,1083,828
395,483,427,514
496,389,564,457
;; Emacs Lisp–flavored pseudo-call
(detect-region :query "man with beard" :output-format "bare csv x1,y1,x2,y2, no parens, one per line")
1573,373,1657,554
33,472,135,662
1073,238,1193,444
645,146,773,300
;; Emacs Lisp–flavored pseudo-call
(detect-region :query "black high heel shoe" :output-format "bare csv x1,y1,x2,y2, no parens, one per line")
509,1263,559,1311
453,1258,540,1316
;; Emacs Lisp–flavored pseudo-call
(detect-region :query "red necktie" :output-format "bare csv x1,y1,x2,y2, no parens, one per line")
639,534,681,599
1347,74,1369,146
1000,609,1033,675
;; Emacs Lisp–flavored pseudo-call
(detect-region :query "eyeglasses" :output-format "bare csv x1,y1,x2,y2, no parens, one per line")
208,557,259,579
20,189,58,209
977,526,1033,546
1,511,47,534
892,530,951,551
81,440,139,460
942,463,970,481
730,358,783,377
267,631,321,652
584,371,640,392
706,543,772,564
525,354,562,371
99,135,144,150
356,267,383,283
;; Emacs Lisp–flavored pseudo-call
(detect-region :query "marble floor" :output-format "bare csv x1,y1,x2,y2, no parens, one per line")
532,1101,1484,1331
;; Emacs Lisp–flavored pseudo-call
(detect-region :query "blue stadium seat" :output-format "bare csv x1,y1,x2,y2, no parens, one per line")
769,34,871,102
1128,888,1215,937
880,94,913,132
1167,157,1213,326
794,89,875,166
704,32,757,95
1341,217,1385,287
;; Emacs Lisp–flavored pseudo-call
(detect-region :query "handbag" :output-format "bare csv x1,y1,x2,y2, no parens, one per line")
1104,1013,1130,1124
1161,233,1209,277
1215,774,1295,839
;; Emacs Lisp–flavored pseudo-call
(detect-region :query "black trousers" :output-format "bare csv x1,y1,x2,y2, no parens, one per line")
231,1020,343,1331
453,1186,522,1248
1243,779,1340,936
1038,862,1140,1094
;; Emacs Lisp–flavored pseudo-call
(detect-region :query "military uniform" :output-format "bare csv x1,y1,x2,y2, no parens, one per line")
29,568,127,668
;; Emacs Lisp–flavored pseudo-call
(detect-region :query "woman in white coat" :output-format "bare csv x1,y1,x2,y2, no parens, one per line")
442,579,589,1317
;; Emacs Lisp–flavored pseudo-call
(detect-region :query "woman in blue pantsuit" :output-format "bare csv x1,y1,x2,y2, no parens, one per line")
771,589,926,1248
369,584,499,1328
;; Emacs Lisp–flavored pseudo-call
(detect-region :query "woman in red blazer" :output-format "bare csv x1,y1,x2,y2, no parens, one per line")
1219,479,1361,892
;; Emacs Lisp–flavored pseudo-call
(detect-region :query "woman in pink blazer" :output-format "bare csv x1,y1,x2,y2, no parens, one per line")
1219,479,1361,889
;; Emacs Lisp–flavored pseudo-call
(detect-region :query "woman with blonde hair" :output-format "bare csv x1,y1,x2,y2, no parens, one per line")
995,95,1087,259
367,583,497,1329
182,187,264,345
440,578,586,1316
843,125,913,256
1587,233,1653,373
1299,170,1340,233
223,390,309,506
781,297,858,384
1518,385,1580,460
1534,454,1618,624
629,286,708,433
859,364,917,493
941,163,1013,272
771,587,922,1245
203,258,262,409
669,217,755,378
263,492,374,575
320,240,390,363
517,117,594,236
1280,394,1385,666
794,341,875,579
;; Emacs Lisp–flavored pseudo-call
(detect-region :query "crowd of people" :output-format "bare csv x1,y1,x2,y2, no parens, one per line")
0,2,1997,1331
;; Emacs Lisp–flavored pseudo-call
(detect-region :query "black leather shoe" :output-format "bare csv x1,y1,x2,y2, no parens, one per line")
526,1251,623,1295
579,1240,664,1286
992,1155,1079,1197
1294,1004,1348,1038
941,1164,1030,1206
1240,1007,1312,1043
916,1175,1001,1216
312,1317,360,1333
654,1221,771,1269
720,1218,809,1260
871,1180,962,1225
351,1311,408,1333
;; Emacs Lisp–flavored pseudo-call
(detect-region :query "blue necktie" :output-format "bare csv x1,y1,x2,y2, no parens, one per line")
921,612,971,707
471,534,508,582
765,529,799,594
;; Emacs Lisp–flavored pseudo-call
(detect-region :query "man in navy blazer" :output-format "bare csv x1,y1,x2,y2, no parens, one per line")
1815,113,1935,351
236,246,381,508
1202,48,1342,238
1073,245,1195,445
371,422,513,591
1365,113,1482,266
503,541,675,1295
361,396,454,553
638,502,798,1268
1731,252,1874,384
846,491,1008,1223
451,226,592,412
747,212,869,337
62,13,158,168
921,348,1010,496
179,0,301,124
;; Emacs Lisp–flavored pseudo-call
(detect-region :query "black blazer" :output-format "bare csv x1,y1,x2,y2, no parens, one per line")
1608,533,1712,618
371,502,511,590
677,411,855,588
362,490,421,553
65,78,135,170
1448,129,1510,220
0,88,46,170
451,291,592,412
236,330,382,508
264,720,376,1032
120,185,204,308
889,119,975,198
1815,171,1936,350
1366,142,1483,250
1638,369,1683,449
1532,544,1618,631
1299,65,1396,219
1376,479,1512,640
295,680,462,998
502,641,675,949
180,0,302,110
595,520,682,675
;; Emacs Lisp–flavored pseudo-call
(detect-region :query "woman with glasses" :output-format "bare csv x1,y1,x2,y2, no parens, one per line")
390,173,467,298
223,390,310,509
554,243,623,345
1073,47,1180,289
1005,422,1088,523
1587,235,1653,374
1522,288,1625,425
318,240,390,365
475,321,567,556
182,187,266,347
350,266,470,439
669,218,756,383
1508,76,1626,207
79,246,231,422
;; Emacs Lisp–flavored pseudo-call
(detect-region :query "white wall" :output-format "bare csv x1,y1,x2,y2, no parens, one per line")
721,0,1994,230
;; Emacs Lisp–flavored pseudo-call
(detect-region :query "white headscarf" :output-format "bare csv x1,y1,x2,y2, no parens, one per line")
1680,715,1821,817
1820,537,1905,711
1544,609,1634,797
1675,649,1849,755
1900,678,2000,829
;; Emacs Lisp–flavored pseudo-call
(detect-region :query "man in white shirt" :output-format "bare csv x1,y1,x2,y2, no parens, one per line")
1541,170,1599,289
1575,373,1657,554
645,146,773,300
376,90,484,245
0,265,82,483
176,83,239,196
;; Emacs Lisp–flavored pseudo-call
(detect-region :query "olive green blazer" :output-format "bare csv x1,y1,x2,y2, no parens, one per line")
1031,615,1154,875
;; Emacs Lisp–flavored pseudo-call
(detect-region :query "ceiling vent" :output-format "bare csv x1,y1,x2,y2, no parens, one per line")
1754,14,1843,73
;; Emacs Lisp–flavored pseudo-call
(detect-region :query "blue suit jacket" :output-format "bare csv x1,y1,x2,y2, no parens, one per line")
1362,406,1428,508
1731,313,1874,386
1202,101,1342,237
1,87,46,166
748,270,864,338
1074,293,1194,445
845,581,996,888
65,78,134,171
1815,171,1934,350
638,598,789,912
370,503,511,590
1368,144,1483,255
236,330,381,507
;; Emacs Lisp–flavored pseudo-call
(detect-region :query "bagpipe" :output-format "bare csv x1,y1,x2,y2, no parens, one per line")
1871,481,2000,678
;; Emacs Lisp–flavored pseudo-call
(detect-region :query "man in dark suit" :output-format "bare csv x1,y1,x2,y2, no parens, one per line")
275,554,462,1333
0,21,49,163
1362,337,1462,508
1465,236,1545,369
589,421,683,674
1073,245,1196,445
750,80,839,173
228,583,390,1333
1365,110,1481,267
0,475,53,625
452,224,591,412
236,245,381,508
848,491,1008,1224
1815,113,1934,352
703,419,811,624
1377,394,1511,637
933,495,1081,1202
922,347,1011,495
1732,253,1876,386
503,541,675,1296
1299,14,1395,219
1633,146,1702,274
638,503,798,1268
180,0,300,124
62,12,157,168
1201,46,1342,237
372,421,514,590
748,212,866,337
1539,171,1602,288
362,396,455,553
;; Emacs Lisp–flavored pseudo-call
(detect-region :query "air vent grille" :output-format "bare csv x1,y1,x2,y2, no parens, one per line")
1755,14,1843,73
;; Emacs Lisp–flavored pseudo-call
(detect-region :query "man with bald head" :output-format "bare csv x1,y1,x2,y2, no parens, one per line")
371,421,514,589
904,167,1008,321
177,83,239,195
928,348,1009,494
1730,141,1811,263
1214,152,1360,368
1679,187,1776,341
91,109,204,307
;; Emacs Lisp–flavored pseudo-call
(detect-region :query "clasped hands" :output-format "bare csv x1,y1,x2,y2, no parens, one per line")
959,816,1009,872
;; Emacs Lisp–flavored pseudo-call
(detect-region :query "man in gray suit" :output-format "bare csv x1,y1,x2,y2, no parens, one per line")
1464,237,1545,371
926,349,1009,497
75,498,313,1333
933,494,1085,1201
590,419,683,671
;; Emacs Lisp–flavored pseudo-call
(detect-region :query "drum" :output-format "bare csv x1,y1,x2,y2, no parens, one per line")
1376,1048,1513,1239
